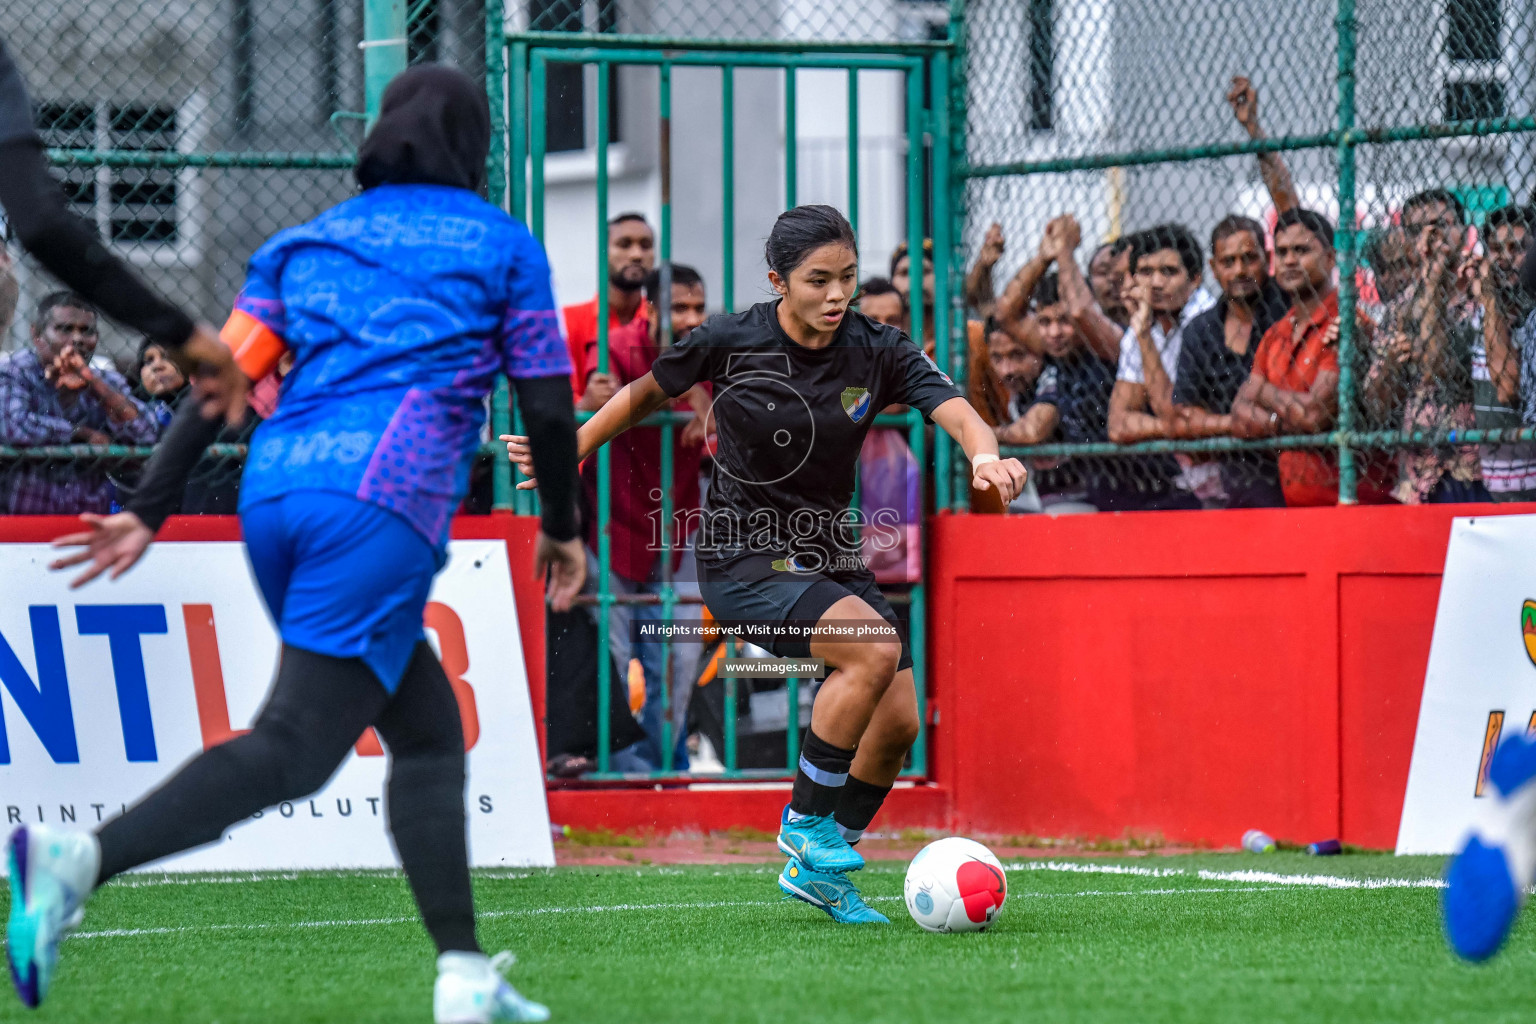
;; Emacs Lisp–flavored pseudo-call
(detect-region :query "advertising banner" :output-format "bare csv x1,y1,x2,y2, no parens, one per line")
0,539,553,870
1398,515,1536,855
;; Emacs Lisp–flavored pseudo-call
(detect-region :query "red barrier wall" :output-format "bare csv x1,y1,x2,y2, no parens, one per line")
928,502,1536,850
11,504,1523,848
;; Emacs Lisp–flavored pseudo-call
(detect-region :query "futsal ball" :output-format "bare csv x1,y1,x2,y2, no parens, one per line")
903,836,1007,933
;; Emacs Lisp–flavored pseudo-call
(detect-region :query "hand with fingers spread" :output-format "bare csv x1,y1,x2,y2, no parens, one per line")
535,532,586,613
501,432,538,490
50,511,155,588
972,457,1029,504
48,345,90,392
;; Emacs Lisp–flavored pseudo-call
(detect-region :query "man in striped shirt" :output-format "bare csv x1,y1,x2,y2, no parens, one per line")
1473,204,1536,502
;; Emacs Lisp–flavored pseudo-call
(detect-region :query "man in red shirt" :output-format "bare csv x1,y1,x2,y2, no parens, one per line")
1231,207,1391,505
580,262,712,770
563,211,655,405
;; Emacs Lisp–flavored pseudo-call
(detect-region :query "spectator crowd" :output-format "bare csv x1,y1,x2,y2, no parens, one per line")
960,76,1536,511
5,72,1535,779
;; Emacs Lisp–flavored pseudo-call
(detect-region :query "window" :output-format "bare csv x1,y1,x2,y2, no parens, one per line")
528,0,620,154
1028,0,1053,132
1441,0,1505,121
35,99,202,258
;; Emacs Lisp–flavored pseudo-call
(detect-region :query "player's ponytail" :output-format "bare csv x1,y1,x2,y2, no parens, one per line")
765,205,858,279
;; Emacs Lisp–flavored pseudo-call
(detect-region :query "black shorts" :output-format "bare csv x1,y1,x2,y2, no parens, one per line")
697,551,913,672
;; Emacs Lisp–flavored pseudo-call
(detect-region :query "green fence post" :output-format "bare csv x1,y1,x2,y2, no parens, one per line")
906,63,935,510
1335,0,1359,505
530,52,547,242
722,65,736,313
847,69,859,234
595,59,615,773
485,0,514,513
930,51,966,513
724,637,739,774
510,42,528,223
908,405,928,776
786,675,800,774
658,60,677,773
363,0,407,129
785,68,798,208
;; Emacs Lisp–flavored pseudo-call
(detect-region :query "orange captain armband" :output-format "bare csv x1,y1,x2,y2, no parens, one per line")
221,309,287,381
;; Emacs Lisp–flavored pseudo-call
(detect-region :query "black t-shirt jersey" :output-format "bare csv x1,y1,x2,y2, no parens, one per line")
650,300,961,572
0,39,37,148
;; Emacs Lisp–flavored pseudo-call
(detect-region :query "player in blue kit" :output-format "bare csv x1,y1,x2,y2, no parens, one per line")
5,66,583,1023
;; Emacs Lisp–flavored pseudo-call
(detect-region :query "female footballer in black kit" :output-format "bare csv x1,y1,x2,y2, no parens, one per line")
507,205,1025,922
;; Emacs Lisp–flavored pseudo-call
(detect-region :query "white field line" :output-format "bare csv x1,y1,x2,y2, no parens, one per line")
1003,860,1446,889
65,870,1434,944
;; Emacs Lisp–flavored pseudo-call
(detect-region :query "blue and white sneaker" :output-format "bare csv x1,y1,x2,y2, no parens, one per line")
6,825,99,1008
776,805,864,875
778,856,888,925
434,951,551,1023
1445,732,1536,961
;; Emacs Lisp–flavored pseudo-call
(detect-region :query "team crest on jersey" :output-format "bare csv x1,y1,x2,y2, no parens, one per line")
841,387,872,423
772,555,813,573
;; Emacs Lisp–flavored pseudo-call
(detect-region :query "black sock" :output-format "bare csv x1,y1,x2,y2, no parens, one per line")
375,643,480,955
833,776,892,845
789,729,856,818
96,647,384,884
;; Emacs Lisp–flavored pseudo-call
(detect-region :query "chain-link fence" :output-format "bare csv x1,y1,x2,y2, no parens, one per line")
0,0,502,514
968,0,1536,508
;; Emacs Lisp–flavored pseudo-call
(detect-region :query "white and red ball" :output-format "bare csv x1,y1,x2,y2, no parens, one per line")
903,836,1008,933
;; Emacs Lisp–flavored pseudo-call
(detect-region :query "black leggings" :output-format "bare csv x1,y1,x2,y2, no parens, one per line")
95,642,478,954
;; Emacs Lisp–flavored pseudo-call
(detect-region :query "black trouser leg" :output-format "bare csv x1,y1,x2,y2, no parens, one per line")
375,641,479,955
95,646,385,884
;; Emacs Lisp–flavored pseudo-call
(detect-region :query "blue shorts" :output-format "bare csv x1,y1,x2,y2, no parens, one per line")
241,491,440,692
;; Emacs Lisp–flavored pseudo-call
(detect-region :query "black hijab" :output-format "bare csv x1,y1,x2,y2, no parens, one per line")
355,64,490,193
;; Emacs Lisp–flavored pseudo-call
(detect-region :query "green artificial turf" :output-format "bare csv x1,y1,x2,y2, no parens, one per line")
1,852,1529,1023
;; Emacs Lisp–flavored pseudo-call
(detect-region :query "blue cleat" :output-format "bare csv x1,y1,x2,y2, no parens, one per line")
778,856,889,925
1444,731,1536,962
777,805,864,875
6,825,99,1009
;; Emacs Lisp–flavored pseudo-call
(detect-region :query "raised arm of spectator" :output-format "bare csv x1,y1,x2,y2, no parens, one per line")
965,222,1006,319
1127,281,1176,418
1049,216,1123,363
1228,76,1298,215
1482,254,1521,407
1416,232,1461,386
993,250,1052,350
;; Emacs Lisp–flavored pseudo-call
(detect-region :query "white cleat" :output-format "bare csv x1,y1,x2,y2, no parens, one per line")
434,951,551,1023
5,825,100,1008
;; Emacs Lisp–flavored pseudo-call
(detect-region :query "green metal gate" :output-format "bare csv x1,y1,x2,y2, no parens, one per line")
491,34,956,780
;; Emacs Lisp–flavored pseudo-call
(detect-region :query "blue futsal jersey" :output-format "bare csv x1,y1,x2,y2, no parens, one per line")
233,183,569,550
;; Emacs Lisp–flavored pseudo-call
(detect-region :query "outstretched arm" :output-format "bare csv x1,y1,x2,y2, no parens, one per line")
1228,76,1298,214
965,222,1006,318
930,395,1029,503
504,370,673,489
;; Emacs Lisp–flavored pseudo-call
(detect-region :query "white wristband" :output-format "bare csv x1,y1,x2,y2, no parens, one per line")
971,453,1000,471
